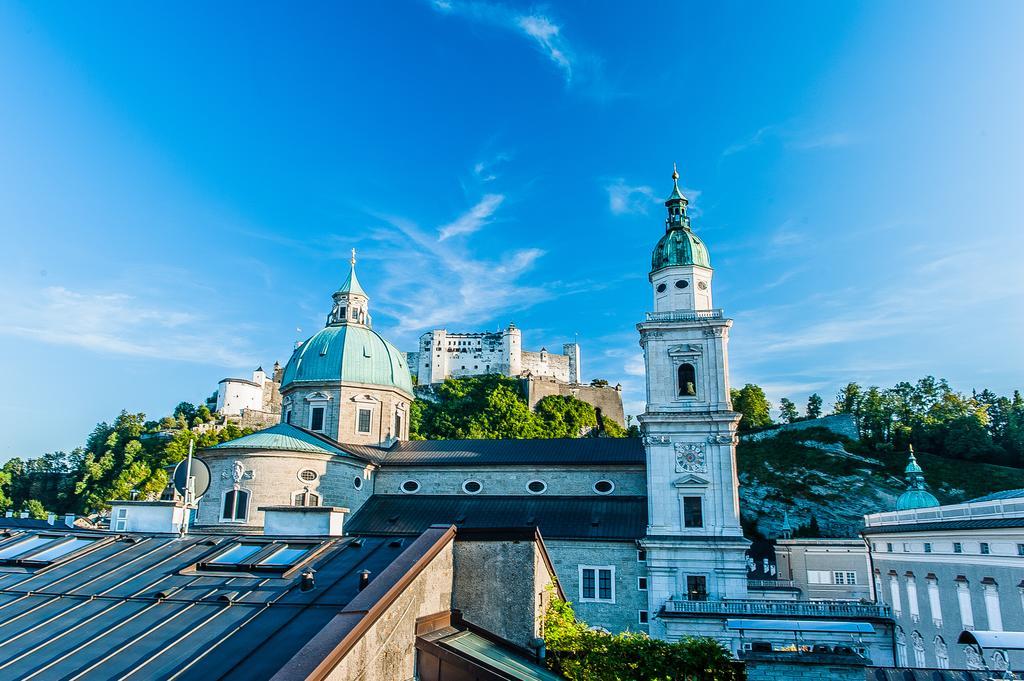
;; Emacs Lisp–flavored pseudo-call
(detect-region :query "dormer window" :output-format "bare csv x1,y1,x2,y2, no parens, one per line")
678,363,697,397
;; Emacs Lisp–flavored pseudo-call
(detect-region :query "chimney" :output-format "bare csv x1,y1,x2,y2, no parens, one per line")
108,501,185,534
4,511,12,518
259,506,349,537
301,569,316,592
19,512,28,519
64,513,76,528
47,513,56,526
358,570,371,591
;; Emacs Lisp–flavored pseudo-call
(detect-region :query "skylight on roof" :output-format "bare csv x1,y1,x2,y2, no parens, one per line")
197,540,320,574
0,535,58,559
26,537,99,563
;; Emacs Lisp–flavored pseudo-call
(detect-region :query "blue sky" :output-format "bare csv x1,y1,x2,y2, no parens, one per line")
1,1,1022,459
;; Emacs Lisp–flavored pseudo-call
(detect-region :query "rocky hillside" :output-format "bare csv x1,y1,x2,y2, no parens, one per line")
737,426,1024,538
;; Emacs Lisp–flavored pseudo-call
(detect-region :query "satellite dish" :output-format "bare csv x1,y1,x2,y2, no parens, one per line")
173,457,211,499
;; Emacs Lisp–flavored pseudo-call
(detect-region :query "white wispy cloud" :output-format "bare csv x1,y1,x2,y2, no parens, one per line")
0,286,259,367
429,1,617,96
438,193,505,240
723,125,858,157
516,14,572,79
606,178,702,216
361,207,548,335
606,180,657,215
472,152,511,182
431,1,576,80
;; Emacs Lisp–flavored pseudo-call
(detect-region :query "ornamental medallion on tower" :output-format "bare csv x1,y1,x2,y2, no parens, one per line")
673,442,707,473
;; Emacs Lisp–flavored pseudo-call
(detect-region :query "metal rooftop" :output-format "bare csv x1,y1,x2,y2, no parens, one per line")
340,436,646,466
0,527,412,680
345,494,647,540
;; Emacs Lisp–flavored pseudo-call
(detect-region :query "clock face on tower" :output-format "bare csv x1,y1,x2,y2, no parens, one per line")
697,281,708,290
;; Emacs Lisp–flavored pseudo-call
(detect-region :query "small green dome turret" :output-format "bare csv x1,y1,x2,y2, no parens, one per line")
895,446,940,511
651,165,711,273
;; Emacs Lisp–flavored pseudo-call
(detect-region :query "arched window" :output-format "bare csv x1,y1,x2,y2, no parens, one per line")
292,490,321,507
221,489,250,522
933,636,949,669
678,363,697,397
911,631,926,667
895,626,908,667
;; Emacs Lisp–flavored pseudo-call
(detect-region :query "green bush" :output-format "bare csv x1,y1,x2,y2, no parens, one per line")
542,592,743,681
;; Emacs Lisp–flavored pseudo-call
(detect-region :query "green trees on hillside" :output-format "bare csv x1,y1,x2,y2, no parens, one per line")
730,384,772,431
1,410,253,516
410,375,633,440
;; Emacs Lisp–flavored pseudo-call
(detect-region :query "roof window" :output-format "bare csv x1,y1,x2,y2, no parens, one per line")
0,533,102,566
198,540,321,574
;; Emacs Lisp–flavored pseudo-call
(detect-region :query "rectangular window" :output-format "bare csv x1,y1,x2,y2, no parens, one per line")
310,406,325,432
638,610,649,624
637,549,647,562
357,408,372,434
638,577,648,591
1018,544,1024,556
833,571,846,585
686,575,708,601
579,566,615,603
683,496,703,528
846,572,857,585
200,541,318,573
954,542,963,554
980,542,990,555
902,543,910,552
221,489,250,521
394,413,402,437
924,542,932,553
887,543,893,552
285,409,292,425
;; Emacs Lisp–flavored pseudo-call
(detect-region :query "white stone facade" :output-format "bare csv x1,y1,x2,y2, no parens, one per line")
216,367,279,417
407,324,581,385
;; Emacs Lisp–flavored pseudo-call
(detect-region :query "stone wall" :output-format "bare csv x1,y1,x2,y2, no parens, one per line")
521,349,571,383
281,381,412,444
544,539,649,634
374,464,646,497
324,541,454,681
523,377,625,427
741,413,859,442
741,652,867,681
452,538,555,648
193,450,374,528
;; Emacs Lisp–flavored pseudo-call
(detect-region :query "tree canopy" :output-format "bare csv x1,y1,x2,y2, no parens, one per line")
1,408,254,516
410,375,635,440
730,384,772,431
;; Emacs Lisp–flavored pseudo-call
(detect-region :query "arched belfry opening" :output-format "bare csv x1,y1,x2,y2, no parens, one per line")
678,363,696,397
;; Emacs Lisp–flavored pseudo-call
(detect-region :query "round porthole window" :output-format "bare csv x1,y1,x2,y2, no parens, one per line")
656,283,667,293
401,480,420,494
593,480,615,495
527,480,547,495
462,480,482,495
353,476,363,490
675,280,689,289
298,469,319,483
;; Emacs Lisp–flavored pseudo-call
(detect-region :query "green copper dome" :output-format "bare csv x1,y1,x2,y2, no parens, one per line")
651,165,711,273
894,448,940,510
896,489,940,510
651,227,711,271
280,324,413,395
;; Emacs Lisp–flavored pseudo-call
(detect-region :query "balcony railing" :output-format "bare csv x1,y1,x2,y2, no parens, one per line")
864,496,1024,528
747,579,797,589
662,598,892,620
644,309,724,323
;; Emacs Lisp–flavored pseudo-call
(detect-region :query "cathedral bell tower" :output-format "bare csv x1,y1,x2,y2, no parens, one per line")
638,166,749,638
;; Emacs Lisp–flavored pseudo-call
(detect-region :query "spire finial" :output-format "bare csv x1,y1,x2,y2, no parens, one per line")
672,162,679,182
350,248,356,268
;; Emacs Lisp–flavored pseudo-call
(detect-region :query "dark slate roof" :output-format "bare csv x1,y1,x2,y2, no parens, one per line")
0,517,62,529
0,528,412,680
862,517,1024,535
968,488,1024,503
340,437,646,467
346,494,647,541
